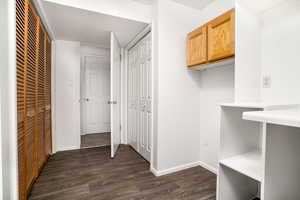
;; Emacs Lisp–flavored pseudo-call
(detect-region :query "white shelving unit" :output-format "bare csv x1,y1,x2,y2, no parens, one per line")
218,103,265,200
218,103,300,200
242,105,300,200
220,151,262,182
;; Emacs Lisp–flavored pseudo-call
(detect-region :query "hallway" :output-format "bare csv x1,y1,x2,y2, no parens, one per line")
29,145,216,200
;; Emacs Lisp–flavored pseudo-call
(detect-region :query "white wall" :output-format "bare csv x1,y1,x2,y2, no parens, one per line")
0,0,18,199
152,0,235,173
152,0,201,172
194,0,235,171
81,45,110,57
261,0,300,104
199,66,234,170
55,40,81,151
235,0,262,103
43,0,152,23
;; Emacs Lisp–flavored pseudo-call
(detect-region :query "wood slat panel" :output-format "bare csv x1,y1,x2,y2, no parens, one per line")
25,2,38,191
18,137,27,200
45,35,52,155
36,23,47,170
16,0,28,199
17,0,52,199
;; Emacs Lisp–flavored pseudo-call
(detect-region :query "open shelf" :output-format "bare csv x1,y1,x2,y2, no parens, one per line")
220,151,262,182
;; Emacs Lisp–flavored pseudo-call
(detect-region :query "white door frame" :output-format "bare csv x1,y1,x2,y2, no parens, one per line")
80,55,110,136
124,25,153,166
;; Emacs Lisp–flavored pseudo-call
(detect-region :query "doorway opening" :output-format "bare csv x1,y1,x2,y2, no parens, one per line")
40,0,152,160
80,55,111,149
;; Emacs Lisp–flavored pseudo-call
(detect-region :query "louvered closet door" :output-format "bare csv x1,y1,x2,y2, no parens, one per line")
25,3,39,189
36,23,47,171
17,0,52,198
45,35,52,156
16,0,28,199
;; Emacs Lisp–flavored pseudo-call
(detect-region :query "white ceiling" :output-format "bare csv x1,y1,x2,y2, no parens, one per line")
41,1,148,47
172,0,215,10
238,0,287,13
131,0,153,5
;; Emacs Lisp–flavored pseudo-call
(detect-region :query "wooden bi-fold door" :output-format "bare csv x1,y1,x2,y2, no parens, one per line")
16,0,52,199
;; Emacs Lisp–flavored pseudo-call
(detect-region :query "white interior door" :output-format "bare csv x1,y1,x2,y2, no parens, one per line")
82,56,111,135
128,47,139,151
128,32,152,161
110,32,122,158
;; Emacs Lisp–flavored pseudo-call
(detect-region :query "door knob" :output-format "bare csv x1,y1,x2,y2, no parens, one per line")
86,98,90,102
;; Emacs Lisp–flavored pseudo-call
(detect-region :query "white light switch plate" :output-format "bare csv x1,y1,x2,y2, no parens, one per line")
263,75,271,88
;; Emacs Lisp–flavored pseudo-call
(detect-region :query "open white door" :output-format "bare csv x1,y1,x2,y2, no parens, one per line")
110,32,121,158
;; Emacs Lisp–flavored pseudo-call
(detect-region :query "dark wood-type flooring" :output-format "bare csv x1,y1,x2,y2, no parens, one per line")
29,145,217,200
81,132,111,149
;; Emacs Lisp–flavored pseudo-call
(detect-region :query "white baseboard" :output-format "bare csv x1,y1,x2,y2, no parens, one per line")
150,161,200,177
150,161,218,177
150,167,159,176
198,161,218,175
56,146,80,152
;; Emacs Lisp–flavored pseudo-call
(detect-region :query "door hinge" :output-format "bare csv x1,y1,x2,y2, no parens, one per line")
120,54,122,61
120,125,122,131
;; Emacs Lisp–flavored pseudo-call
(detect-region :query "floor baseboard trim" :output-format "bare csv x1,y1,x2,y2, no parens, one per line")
150,161,200,177
150,167,159,177
150,161,218,177
56,146,80,152
198,161,218,175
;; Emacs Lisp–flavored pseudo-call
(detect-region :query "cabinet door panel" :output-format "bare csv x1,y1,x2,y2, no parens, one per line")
208,9,235,61
187,26,207,67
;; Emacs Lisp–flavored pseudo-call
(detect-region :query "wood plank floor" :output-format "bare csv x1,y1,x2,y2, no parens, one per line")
29,145,216,200
81,133,111,149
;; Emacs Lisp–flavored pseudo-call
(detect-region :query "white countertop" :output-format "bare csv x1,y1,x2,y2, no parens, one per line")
220,102,298,110
243,106,300,128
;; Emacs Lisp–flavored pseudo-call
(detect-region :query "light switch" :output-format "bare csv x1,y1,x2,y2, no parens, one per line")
263,75,271,88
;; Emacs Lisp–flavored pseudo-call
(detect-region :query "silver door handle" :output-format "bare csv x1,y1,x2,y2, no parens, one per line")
108,101,117,104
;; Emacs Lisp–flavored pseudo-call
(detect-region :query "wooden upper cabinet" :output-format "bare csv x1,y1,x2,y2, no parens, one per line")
186,9,235,68
208,9,235,62
187,25,207,67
